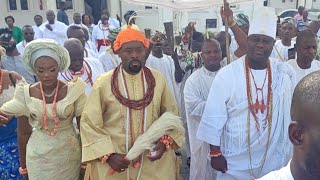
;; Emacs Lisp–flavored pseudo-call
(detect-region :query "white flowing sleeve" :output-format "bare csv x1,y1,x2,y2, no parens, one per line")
52,23,67,38
92,26,98,45
196,69,232,146
183,76,206,122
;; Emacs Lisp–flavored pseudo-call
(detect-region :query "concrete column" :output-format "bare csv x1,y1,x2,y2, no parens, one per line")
108,0,121,18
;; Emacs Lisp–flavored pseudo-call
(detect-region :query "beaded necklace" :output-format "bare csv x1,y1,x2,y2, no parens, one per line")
61,60,93,86
117,66,149,180
40,81,60,136
245,56,273,178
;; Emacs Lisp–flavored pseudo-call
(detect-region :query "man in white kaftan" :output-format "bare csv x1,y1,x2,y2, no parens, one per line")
287,29,320,87
197,7,295,180
16,25,34,55
270,20,296,62
38,10,68,45
32,15,43,40
97,27,121,72
92,15,112,54
59,39,104,95
146,53,181,111
98,47,121,72
184,39,226,180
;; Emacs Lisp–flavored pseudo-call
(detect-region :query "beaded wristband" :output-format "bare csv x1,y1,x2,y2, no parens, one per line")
229,21,237,28
99,154,111,164
210,149,222,158
19,167,28,175
160,135,173,150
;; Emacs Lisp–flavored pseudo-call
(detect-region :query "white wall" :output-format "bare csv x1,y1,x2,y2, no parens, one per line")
0,0,85,28
268,0,296,13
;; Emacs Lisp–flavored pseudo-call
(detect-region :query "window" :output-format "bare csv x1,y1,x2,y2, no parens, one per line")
56,0,73,10
20,0,28,10
9,0,17,10
8,0,29,10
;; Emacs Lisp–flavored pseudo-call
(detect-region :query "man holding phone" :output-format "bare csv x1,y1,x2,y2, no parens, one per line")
271,19,296,62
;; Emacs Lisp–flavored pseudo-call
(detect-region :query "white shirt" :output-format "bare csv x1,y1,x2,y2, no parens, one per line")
85,48,99,59
98,46,121,72
39,21,68,45
16,40,27,55
287,59,320,87
1,55,36,84
146,54,181,110
184,67,221,180
85,41,98,54
258,160,294,180
58,58,104,95
32,25,42,39
92,24,110,43
271,40,295,62
197,57,295,178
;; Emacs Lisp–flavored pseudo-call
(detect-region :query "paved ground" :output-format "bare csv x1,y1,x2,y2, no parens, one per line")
179,144,190,180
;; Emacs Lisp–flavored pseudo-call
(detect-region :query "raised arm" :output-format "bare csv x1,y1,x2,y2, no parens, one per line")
220,3,247,58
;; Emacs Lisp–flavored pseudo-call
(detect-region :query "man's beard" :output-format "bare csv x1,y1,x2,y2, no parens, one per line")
128,60,143,73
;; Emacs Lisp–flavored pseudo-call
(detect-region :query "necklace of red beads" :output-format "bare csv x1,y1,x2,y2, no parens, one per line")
61,60,93,86
111,66,155,146
245,56,273,133
40,80,60,136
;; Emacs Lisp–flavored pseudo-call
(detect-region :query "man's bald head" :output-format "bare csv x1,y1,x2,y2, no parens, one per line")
46,10,55,23
202,38,221,51
64,38,84,52
290,71,320,179
291,71,320,124
64,38,84,71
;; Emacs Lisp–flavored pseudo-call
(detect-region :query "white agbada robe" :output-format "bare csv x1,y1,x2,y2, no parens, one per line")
32,25,41,39
16,40,27,55
197,56,295,179
38,21,68,45
85,41,98,54
98,46,121,72
58,58,104,95
84,48,99,59
287,59,320,87
184,67,222,180
270,40,295,62
92,24,111,54
257,160,294,180
146,54,181,110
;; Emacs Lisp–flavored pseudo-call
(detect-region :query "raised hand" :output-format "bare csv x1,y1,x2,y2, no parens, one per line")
220,2,234,25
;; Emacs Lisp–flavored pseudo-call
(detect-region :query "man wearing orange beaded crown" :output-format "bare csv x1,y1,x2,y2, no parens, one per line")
197,7,296,180
80,26,184,180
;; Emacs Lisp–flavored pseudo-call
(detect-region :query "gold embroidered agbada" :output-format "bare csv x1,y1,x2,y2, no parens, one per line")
80,68,184,180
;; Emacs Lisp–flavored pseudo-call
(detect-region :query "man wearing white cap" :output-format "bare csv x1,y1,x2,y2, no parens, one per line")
197,7,295,180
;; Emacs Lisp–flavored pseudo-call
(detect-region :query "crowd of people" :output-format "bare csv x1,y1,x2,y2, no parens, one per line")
0,2,320,180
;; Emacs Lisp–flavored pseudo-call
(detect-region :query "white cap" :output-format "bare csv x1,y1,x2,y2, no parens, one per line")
248,7,277,39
